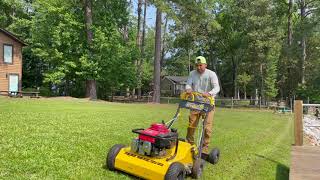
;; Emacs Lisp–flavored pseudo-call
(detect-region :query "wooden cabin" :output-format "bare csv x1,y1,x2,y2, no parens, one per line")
161,76,188,96
0,28,26,95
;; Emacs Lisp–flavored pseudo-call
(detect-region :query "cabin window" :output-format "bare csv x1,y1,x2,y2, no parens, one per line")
4,44,13,63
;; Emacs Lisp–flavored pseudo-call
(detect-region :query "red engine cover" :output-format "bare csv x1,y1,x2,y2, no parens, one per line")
139,123,170,143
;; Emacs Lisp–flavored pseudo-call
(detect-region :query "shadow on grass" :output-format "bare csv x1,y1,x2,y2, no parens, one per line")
255,154,289,180
102,164,140,179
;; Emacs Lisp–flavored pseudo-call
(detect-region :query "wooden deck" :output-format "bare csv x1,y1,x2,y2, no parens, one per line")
290,146,320,180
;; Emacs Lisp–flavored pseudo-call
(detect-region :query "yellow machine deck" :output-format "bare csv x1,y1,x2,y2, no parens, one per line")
114,141,194,179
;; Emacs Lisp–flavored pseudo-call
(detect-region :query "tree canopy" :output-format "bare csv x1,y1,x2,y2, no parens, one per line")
1,0,320,102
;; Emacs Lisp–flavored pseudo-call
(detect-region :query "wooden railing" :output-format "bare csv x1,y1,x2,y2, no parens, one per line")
294,100,320,146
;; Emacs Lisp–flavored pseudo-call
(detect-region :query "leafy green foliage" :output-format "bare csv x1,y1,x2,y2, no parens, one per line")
2,0,320,101
237,72,252,97
20,0,136,97
0,0,30,28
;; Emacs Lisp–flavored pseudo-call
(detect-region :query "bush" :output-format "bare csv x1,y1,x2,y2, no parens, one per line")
39,86,53,97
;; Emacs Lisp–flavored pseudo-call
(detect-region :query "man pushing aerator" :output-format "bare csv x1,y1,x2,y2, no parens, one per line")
106,55,221,180
185,56,220,155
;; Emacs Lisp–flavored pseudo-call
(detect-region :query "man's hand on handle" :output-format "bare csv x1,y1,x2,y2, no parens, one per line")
185,89,192,94
185,90,211,97
202,92,211,97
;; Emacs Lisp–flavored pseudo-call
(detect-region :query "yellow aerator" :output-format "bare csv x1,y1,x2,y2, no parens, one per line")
106,92,220,180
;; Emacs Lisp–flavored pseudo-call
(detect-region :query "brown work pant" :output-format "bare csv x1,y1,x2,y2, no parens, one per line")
186,109,214,151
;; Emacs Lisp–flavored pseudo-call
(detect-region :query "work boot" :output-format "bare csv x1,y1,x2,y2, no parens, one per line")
202,146,209,155
186,127,196,145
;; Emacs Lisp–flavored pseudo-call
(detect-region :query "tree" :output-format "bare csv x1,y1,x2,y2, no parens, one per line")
288,0,293,46
152,8,162,103
299,0,307,85
83,0,97,100
277,0,295,99
241,0,283,100
5,0,320,102
297,0,320,84
136,0,143,99
237,73,252,99
29,0,132,98
139,0,148,96
0,0,30,29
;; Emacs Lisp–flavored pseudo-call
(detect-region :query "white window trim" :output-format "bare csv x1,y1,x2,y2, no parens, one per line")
4,44,13,64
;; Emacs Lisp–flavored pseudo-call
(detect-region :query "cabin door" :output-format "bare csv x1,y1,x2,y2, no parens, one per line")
9,74,19,92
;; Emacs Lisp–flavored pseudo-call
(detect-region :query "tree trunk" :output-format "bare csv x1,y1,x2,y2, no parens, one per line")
218,75,224,97
300,0,307,84
141,0,147,58
84,0,97,100
124,0,131,96
237,88,240,100
136,0,143,47
84,0,93,45
123,0,131,42
283,0,293,98
86,80,97,99
244,86,247,100
260,63,264,102
153,8,162,103
231,56,237,98
210,45,215,71
161,15,168,68
132,89,135,99
137,0,147,99
65,79,69,96
136,0,143,99
288,0,293,46
122,26,129,43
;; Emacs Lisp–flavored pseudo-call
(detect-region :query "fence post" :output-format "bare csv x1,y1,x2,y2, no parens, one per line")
294,100,303,146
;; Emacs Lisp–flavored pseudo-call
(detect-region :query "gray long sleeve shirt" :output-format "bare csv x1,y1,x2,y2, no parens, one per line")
185,69,220,97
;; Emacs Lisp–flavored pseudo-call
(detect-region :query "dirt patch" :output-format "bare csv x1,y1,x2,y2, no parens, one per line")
45,96,80,100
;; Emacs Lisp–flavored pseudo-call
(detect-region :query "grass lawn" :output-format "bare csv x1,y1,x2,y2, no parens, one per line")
0,96,293,179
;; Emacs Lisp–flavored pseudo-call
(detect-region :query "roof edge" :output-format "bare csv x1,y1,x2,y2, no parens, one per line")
163,76,176,84
0,28,27,46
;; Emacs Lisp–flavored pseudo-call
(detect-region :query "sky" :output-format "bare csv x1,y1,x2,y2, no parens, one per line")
131,0,174,60
132,0,157,27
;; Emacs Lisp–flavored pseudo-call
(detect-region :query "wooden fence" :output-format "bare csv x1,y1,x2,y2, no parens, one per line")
108,95,293,110
159,96,293,110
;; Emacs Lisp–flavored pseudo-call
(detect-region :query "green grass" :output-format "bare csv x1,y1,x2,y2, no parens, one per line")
0,96,293,179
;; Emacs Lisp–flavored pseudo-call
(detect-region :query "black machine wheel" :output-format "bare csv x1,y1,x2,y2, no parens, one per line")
191,158,205,179
208,148,220,164
165,162,185,180
106,144,125,171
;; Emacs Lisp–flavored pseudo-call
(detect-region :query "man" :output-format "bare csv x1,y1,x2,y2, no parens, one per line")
185,56,220,154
